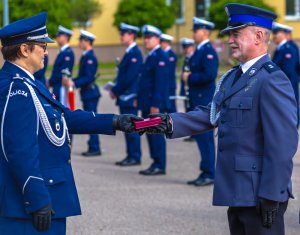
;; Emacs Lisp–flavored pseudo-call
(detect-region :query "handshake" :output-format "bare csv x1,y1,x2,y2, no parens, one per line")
112,113,172,135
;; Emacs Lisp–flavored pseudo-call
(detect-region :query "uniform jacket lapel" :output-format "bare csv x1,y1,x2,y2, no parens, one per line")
223,54,271,101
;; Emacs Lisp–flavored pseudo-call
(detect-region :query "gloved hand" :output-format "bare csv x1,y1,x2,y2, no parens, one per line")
256,197,279,228
145,113,173,134
32,204,53,231
112,114,144,133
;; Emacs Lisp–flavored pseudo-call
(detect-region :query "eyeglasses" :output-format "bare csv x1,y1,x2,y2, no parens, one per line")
34,43,47,52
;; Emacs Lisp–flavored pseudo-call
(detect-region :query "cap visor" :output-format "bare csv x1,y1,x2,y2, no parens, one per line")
220,24,250,35
34,36,55,43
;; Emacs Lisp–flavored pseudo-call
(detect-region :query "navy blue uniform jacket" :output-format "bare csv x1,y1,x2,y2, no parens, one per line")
0,61,115,219
112,44,143,107
169,55,298,207
48,46,74,99
137,47,169,111
74,50,100,101
272,41,299,85
188,41,218,106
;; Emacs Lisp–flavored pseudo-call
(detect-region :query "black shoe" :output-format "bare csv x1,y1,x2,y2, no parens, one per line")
116,158,141,166
81,150,101,157
194,177,214,186
183,137,194,142
187,176,201,185
139,167,166,176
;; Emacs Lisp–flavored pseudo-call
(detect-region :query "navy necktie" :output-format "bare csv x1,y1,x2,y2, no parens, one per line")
232,67,243,86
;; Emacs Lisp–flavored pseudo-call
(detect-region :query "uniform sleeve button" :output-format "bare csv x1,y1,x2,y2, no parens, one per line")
49,179,54,184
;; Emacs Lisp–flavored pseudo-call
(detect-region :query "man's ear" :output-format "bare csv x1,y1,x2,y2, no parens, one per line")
255,30,264,44
19,44,30,58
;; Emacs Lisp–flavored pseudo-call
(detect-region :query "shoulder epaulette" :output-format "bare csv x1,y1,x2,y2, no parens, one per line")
263,62,280,73
12,74,24,80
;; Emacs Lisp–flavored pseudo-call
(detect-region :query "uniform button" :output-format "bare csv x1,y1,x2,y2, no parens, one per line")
49,179,54,184
25,201,30,205
252,164,256,170
68,159,71,164
238,102,243,108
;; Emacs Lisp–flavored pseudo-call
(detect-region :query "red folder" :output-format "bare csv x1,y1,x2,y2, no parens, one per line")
134,117,162,129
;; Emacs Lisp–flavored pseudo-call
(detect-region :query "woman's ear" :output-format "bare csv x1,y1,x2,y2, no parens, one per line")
19,44,30,58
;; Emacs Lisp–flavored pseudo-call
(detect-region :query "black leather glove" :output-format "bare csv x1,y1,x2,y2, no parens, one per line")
112,114,143,133
145,113,173,135
256,197,279,228
32,204,53,231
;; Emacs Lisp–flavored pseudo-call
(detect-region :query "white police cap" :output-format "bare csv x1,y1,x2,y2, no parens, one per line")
119,22,139,34
180,38,195,47
80,29,96,41
160,34,174,42
57,25,73,36
142,25,162,37
193,17,215,31
272,22,293,33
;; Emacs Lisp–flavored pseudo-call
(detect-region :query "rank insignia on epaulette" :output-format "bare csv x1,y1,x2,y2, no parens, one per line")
264,62,280,73
13,73,23,80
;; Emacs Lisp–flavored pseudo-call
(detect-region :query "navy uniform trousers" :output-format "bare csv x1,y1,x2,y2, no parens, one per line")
228,201,288,235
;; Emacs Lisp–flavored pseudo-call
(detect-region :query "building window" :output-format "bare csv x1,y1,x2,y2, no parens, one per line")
195,0,215,18
285,0,300,20
166,0,185,24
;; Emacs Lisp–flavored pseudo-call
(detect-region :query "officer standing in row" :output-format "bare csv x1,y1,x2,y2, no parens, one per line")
182,17,218,186
272,22,299,126
110,23,143,166
179,37,195,108
66,30,102,157
0,12,141,235
160,33,178,113
145,4,297,234
137,25,169,175
48,25,75,104
33,55,48,85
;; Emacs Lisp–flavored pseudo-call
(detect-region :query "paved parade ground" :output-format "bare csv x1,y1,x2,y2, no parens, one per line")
67,89,300,235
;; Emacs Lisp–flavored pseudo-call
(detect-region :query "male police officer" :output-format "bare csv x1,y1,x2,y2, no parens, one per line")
179,37,195,106
144,4,298,235
110,23,143,166
160,33,178,113
272,22,299,126
182,17,218,186
48,25,74,104
66,30,102,157
137,25,169,175
0,13,141,235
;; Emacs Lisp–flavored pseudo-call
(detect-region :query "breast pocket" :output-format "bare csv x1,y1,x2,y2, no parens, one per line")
43,106,64,137
227,97,253,127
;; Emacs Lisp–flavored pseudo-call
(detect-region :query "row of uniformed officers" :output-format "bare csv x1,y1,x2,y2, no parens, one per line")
0,2,299,234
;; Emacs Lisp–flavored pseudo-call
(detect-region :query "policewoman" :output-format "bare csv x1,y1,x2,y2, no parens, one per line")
137,25,169,175
111,23,143,167
0,13,141,235
160,33,178,113
145,4,297,235
71,30,101,157
182,17,219,186
48,25,74,103
272,22,300,126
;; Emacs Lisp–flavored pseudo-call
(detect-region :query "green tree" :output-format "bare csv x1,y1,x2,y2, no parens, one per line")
113,0,176,33
209,0,276,32
0,0,72,37
69,0,102,28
